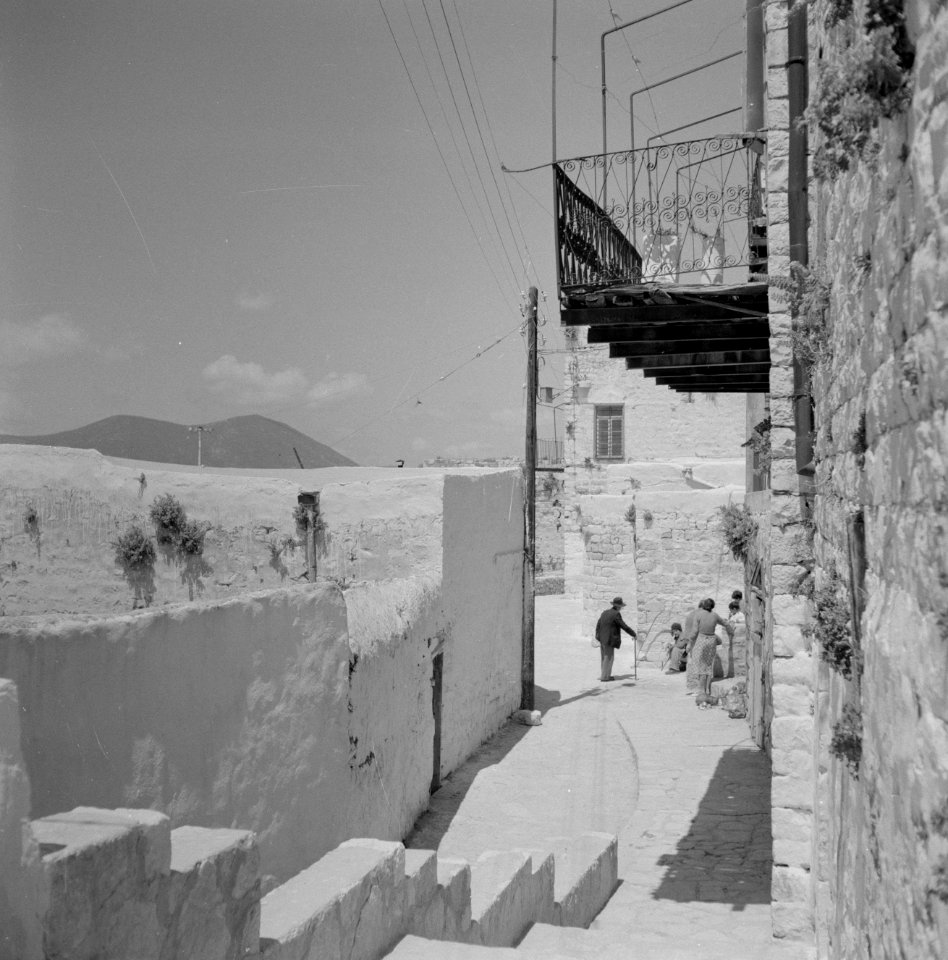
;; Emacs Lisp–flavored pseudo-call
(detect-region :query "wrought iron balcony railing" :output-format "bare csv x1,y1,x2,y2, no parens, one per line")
555,134,765,292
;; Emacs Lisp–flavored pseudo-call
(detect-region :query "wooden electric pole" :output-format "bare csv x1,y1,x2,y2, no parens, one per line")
188,424,212,468
521,286,538,710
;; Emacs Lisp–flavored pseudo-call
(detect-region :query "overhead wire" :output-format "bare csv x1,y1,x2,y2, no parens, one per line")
330,319,526,447
437,0,530,288
399,0,511,303
417,0,521,295
377,0,512,308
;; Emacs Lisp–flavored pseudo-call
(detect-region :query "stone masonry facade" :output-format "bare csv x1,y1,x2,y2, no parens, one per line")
755,3,948,957
560,338,746,641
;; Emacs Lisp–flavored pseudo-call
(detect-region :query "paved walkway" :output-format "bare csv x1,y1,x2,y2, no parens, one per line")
407,596,811,959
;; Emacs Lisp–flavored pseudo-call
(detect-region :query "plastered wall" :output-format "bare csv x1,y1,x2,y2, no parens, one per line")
0,464,525,883
0,586,353,881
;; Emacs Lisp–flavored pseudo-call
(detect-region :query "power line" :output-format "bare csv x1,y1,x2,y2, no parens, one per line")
399,0,511,303
449,0,540,293
436,0,529,286
330,320,525,447
377,0,512,307
418,0,521,293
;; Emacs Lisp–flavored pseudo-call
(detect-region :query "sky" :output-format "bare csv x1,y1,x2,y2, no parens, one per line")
0,0,746,466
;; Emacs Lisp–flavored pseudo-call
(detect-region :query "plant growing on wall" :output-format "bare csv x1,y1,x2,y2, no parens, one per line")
718,503,758,563
829,700,863,778
149,494,187,543
770,262,831,370
803,1,914,179
809,573,858,679
742,416,773,473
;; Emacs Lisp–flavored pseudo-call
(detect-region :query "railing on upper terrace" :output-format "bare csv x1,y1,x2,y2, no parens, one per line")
555,134,765,292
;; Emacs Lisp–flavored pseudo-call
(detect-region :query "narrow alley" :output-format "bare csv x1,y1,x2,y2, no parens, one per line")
407,596,808,960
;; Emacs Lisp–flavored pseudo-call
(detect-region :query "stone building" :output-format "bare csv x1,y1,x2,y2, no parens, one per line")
558,330,747,642
747,2,948,957
550,1,948,955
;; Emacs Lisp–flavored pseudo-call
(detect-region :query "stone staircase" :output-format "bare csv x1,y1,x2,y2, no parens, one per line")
23,807,618,960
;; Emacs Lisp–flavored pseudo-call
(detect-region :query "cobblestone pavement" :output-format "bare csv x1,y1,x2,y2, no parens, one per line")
408,596,812,959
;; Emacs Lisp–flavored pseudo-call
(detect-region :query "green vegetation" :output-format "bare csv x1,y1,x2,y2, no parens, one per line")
113,524,157,569
149,493,187,542
718,503,758,564
804,1,914,179
829,701,863,779
177,518,210,556
809,573,858,679
742,416,772,473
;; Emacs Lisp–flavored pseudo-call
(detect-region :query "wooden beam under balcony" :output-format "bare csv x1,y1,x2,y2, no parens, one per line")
562,302,767,325
644,363,770,378
587,320,769,344
622,348,771,368
658,373,770,387
669,383,770,393
618,339,771,362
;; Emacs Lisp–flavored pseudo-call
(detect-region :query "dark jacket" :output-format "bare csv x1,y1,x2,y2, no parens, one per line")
596,607,637,648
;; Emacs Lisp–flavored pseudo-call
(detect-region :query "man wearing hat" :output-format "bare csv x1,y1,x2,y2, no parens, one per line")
595,596,637,682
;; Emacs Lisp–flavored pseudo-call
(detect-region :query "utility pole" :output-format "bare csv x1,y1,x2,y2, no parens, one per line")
521,287,538,711
188,424,212,468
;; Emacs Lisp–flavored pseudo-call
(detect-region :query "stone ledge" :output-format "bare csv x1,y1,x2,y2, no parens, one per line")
385,935,519,959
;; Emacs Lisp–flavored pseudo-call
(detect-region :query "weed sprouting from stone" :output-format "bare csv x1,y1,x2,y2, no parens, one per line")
802,2,914,180
852,412,868,468
742,416,772,474
829,701,863,778
809,573,858,679
718,503,758,563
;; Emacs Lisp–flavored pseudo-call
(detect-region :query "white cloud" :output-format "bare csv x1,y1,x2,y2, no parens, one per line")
0,314,85,367
411,437,429,452
202,354,308,406
235,291,274,312
306,372,368,405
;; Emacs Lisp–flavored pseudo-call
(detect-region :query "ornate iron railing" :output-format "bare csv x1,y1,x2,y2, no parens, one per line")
555,135,765,290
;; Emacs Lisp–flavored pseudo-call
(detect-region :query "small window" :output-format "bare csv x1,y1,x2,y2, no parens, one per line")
594,405,624,460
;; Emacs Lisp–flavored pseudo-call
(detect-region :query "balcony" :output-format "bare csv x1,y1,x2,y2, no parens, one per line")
555,135,769,394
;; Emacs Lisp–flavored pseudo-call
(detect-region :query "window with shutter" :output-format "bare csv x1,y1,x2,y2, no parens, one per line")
594,405,624,460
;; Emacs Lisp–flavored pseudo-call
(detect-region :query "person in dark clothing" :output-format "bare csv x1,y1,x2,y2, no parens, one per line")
595,596,637,681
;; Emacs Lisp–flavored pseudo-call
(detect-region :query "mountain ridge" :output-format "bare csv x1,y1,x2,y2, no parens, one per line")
0,414,356,468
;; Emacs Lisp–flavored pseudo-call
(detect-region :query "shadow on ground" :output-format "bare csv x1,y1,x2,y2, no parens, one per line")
404,689,551,850
651,745,772,910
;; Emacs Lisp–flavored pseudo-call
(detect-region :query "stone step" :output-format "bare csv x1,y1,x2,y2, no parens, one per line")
31,806,171,960
385,935,519,959
163,825,260,960
545,832,618,927
518,923,812,960
258,838,405,960
466,850,537,946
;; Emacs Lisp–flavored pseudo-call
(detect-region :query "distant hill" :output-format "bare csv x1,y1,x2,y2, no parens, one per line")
0,414,357,468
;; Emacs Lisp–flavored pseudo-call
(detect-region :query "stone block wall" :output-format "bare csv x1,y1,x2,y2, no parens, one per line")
632,488,746,632
801,3,948,956
762,1,817,946
563,344,747,462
